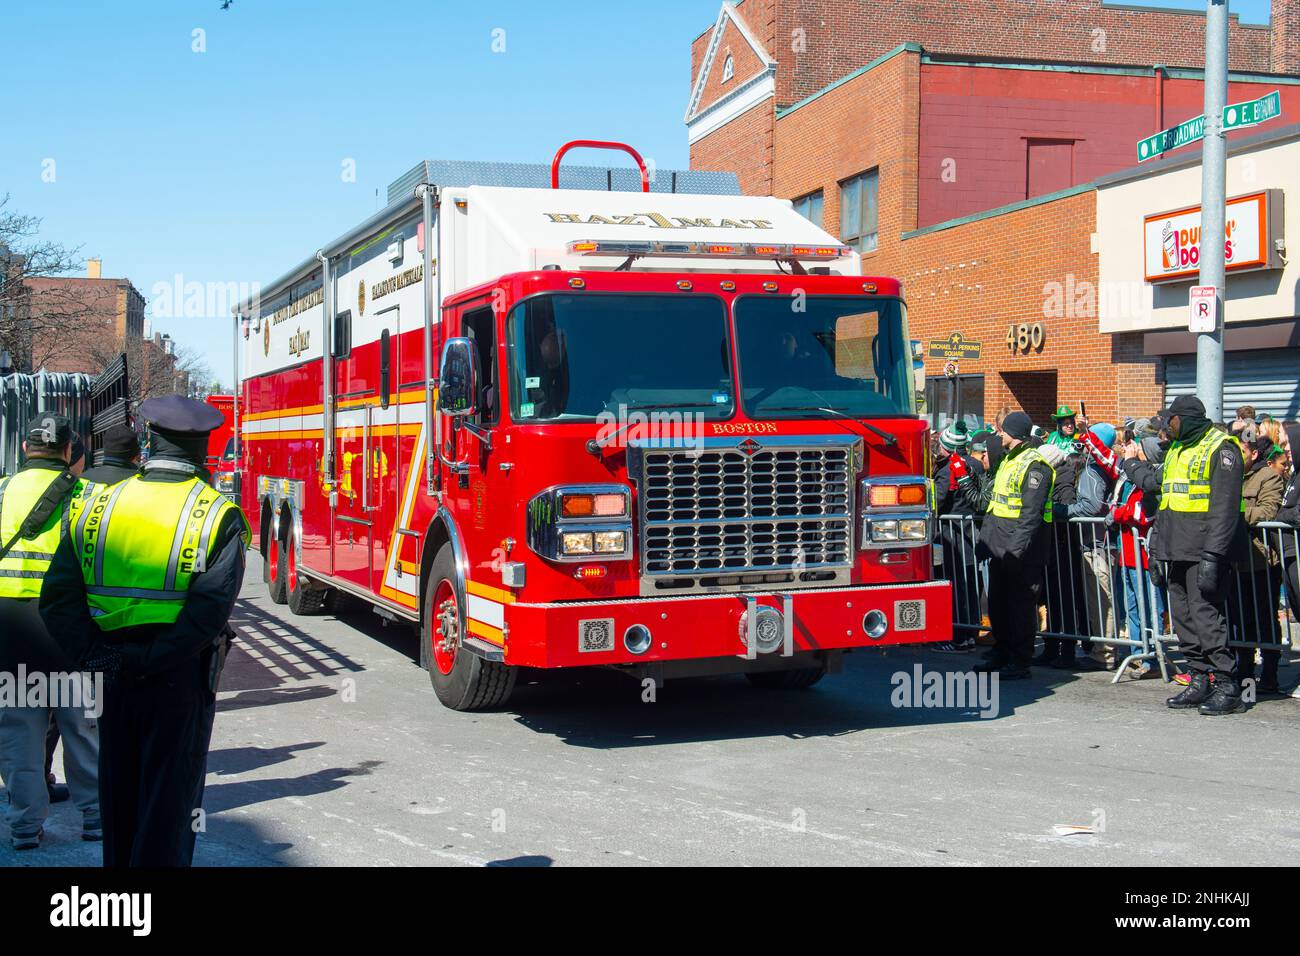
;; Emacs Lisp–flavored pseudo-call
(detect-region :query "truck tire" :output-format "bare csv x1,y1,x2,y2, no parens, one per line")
421,543,516,711
285,542,328,616
267,528,288,605
745,667,826,690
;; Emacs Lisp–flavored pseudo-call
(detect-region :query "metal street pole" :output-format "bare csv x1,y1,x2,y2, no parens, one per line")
1196,0,1228,421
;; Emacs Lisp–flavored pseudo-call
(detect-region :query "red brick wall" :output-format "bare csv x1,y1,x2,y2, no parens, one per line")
869,189,1158,428
775,0,1277,107
772,49,921,243
1275,0,1300,75
691,102,776,196
917,66,1300,229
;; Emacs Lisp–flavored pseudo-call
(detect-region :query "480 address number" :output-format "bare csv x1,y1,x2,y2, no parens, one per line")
1006,322,1046,353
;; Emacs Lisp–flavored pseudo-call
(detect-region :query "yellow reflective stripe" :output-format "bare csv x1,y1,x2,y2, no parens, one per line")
92,482,131,587
163,483,206,591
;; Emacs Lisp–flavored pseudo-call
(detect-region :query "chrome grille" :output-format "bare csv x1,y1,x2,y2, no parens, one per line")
640,444,854,576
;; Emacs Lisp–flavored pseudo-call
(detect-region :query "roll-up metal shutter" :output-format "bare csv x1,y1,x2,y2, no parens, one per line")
1164,348,1300,421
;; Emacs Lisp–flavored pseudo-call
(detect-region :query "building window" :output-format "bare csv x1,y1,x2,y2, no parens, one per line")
839,169,879,254
792,190,824,228
925,374,985,431
721,54,734,83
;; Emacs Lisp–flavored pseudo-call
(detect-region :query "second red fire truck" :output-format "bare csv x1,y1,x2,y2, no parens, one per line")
235,141,950,710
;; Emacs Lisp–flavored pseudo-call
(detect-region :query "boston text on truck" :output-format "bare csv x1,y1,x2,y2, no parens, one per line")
232,140,952,711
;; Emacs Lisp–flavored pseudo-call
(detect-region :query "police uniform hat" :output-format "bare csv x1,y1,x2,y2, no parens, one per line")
1051,405,1076,420
139,395,225,438
25,413,74,450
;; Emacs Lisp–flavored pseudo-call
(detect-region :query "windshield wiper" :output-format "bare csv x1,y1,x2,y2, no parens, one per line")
586,401,721,456
760,405,899,447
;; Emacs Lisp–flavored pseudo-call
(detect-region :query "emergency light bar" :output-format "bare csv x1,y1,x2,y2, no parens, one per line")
566,240,853,260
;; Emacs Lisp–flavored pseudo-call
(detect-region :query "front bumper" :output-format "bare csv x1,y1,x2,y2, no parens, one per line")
500,579,951,669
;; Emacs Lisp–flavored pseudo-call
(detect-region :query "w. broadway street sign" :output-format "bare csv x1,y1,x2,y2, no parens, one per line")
1137,114,1206,162
1137,91,1283,162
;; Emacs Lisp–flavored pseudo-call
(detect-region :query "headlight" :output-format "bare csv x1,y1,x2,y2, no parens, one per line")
528,484,634,563
871,520,900,542
593,530,626,554
899,519,928,541
561,532,594,556
860,476,932,550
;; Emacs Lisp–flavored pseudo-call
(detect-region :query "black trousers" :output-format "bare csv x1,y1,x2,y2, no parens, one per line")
987,556,1042,669
99,656,216,868
1166,560,1234,679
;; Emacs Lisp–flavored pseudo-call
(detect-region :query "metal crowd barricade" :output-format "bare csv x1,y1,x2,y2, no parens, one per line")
0,370,94,476
937,513,1174,683
1227,520,1299,658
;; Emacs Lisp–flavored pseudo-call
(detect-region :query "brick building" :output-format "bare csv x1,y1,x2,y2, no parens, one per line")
25,258,146,375
686,0,1300,426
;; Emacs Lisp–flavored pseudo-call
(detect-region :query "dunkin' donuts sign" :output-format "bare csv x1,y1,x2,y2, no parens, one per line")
1143,190,1282,284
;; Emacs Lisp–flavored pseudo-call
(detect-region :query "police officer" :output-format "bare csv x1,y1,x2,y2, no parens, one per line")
1122,395,1247,715
81,423,141,487
975,411,1055,679
40,395,250,866
0,414,101,851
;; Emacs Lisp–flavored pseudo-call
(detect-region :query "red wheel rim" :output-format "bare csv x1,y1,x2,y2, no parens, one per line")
269,535,279,583
287,540,297,592
430,579,459,675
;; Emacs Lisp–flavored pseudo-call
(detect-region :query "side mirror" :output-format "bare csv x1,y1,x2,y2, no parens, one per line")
438,337,478,418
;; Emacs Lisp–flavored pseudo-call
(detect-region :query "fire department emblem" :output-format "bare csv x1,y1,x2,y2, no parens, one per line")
738,438,761,456
263,319,270,356
358,279,366,316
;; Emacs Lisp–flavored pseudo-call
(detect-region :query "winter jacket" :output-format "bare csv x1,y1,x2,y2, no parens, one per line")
1239,458,1284,571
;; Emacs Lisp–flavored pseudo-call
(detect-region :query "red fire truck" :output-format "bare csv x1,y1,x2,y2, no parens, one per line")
204,393,239,500
235,141,950,710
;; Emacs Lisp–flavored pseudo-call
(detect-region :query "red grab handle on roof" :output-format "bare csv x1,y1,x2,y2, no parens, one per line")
550,140,650,192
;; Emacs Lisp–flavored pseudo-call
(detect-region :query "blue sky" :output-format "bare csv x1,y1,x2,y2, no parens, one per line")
0,0,1276,387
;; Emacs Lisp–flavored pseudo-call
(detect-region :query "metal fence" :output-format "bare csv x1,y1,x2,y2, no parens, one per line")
0,370,94,476
937,513,1298,684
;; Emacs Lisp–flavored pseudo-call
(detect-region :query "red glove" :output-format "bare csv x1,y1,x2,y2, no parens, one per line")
948,454,969,487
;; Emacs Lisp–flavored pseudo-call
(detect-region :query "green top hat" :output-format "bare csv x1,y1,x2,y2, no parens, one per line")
1051,405,1076,420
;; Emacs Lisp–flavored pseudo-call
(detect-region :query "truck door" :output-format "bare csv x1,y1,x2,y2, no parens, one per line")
443,302,502,581
331,307,374,592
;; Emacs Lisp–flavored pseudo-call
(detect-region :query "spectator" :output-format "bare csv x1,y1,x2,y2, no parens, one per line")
1230,437,1285,693
1258,418,1283,449
1231,406,1258,445
932,422,985,653
1276,430,1300,680
1070,423,1122,669
1111,435,1168,678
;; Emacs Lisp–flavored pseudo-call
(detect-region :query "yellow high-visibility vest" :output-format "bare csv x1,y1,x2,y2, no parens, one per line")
989,447,1055,523
0,468,87,599
1159,428,1245,514
74,474,251,630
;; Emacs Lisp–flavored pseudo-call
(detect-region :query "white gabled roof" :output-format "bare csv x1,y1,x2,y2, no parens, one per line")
685,1,776,124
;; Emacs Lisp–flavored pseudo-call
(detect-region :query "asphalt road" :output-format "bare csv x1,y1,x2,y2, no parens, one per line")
5,551,1299,867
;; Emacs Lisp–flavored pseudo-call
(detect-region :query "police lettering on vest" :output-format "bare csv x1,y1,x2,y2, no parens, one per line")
74,474,250,630
989,448,1056,523
1159,429,1245,515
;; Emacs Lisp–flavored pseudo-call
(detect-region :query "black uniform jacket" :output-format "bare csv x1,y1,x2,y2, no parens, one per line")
977,443,1055,566
81,458,139,487
1121,437,1247,564
39,464,247,681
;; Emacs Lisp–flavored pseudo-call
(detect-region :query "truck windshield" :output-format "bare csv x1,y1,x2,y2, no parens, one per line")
734,296,914,419
507,293,734,421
